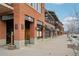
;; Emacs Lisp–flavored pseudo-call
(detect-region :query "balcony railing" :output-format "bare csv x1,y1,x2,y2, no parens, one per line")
45,19,55,25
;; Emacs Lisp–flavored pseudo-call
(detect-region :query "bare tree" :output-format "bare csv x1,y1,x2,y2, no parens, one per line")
67,9,79,34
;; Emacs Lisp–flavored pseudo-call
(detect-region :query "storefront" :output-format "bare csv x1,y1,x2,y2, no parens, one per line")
0,14,14,45
25,15,34,44
37,20,43,39
0,3,45,49
45,25,51,38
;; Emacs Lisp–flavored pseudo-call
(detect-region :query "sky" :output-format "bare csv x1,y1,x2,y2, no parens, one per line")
45,3,79,31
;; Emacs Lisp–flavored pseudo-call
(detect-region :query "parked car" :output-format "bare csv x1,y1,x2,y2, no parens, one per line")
70,34,79,48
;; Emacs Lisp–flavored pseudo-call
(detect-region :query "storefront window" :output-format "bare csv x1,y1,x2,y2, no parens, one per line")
37,21,43,39
37,25,42,38
45,26,51,38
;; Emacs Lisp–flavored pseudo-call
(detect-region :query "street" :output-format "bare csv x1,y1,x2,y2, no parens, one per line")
0,35,74,56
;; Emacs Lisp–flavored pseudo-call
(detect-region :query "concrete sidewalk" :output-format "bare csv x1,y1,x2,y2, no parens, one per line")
0,35,74,56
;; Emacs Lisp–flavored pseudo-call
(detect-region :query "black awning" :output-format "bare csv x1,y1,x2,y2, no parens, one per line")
1,14,13,20
25,16,34,22
37,25,43,31
37,20,43,25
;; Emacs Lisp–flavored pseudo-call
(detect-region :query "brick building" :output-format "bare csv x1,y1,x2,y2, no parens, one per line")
0,4,64,49
0,3,45,48
45,10,64,38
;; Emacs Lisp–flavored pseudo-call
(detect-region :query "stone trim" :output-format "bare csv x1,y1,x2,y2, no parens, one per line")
14,40,25,49
0,39,6,45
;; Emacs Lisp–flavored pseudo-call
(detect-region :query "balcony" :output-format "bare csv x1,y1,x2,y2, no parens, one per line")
0,3,13,14
45,18,55,25
46,21,55,30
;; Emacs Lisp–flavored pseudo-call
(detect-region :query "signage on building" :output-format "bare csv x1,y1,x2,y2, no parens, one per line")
25,16,34,22
1,15,13,20
37,20,43,31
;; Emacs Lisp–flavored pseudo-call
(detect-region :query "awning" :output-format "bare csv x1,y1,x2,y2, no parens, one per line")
25,16,34,22
37,20,43,25
0,4,13,14
0,14,13,20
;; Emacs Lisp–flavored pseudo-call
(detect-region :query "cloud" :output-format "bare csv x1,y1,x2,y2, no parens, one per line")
62,16,78,31
63,16,78,22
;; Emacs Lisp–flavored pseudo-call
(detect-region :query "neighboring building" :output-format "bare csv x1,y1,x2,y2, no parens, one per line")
0,3,45,48
45,10,64,38
45,10,55,38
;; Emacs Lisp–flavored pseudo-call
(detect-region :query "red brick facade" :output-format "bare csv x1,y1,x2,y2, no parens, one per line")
0,3,45,48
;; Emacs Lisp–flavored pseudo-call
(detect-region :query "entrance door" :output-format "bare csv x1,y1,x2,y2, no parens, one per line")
25,21,30,44
6,20,14,44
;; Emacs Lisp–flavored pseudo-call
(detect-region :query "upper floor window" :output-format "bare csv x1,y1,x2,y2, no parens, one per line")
37,4,42,13
27,3,42,13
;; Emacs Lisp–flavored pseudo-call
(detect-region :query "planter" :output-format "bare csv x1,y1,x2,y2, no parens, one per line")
7,44,16,50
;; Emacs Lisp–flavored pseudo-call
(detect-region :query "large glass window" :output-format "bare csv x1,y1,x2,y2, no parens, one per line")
37,25,43,38
37,21,43,39
45,28,51,38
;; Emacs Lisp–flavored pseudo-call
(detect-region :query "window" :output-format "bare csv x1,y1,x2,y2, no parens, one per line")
37,4,42,13
27,3,42,13
37,21,43,38
34,3,38,11
31,3,35,8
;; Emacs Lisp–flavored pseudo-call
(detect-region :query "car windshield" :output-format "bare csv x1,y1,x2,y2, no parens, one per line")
72,36,78,38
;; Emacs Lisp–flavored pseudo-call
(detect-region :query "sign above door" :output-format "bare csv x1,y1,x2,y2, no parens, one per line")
25,16,34,22
0,14,13,20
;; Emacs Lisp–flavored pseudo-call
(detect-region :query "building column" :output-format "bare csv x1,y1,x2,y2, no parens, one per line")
13,4,25,48
30,22,35,44
41,23,45,40
0,21,6,45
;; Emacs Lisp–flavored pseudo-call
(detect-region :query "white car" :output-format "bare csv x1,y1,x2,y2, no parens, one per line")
70,34,79,48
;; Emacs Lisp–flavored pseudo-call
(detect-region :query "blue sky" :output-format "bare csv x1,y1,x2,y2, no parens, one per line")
45,3,79,31
45,3,79,22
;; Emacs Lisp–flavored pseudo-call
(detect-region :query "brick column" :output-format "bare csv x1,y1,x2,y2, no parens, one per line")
0,21,6,45
30,22,35,44
42,26,45,39
13,4,25,48
41,3,45,40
